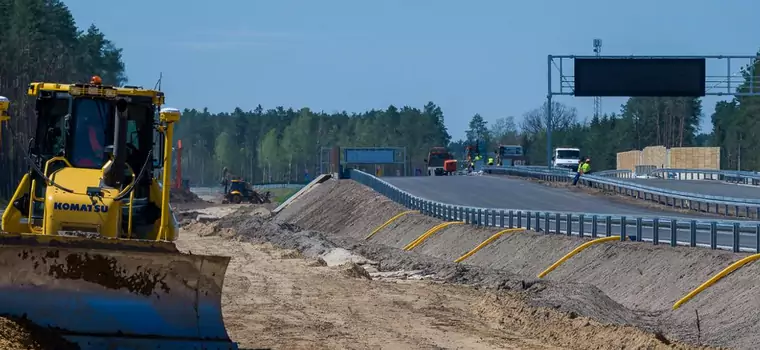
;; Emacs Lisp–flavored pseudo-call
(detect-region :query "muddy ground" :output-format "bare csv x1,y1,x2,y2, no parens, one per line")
270,178,760,350
176,203,711,349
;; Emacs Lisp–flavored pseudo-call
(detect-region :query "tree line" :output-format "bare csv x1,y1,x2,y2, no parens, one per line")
0,0,757,196
0,0,126,199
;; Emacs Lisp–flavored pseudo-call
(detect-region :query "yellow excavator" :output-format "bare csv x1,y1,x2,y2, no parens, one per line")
0,77,237,349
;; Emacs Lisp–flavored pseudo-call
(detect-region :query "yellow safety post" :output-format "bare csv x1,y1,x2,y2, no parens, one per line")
537,236,621,278
403,222,448,251
673,253,760,310
365,210,418,240
405,221,464,251
454,228,523,263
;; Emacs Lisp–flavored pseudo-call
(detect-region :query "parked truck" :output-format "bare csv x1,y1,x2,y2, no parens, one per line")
424,146,456,175
551,147,581,170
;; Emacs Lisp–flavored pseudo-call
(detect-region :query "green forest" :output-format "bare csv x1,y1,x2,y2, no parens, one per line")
0,1,759,197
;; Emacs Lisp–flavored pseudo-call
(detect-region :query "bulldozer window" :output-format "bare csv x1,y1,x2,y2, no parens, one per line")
34,97,68,156
70,98,112,168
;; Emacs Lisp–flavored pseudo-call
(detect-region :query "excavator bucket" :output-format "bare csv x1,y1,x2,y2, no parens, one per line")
0,234,238,349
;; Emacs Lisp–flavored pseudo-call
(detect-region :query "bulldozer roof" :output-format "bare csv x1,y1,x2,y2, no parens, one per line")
27,80,165,105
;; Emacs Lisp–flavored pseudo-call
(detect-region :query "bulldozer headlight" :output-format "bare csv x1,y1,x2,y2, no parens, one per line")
160,107,181,123
69,86,83,96
104,88,117,98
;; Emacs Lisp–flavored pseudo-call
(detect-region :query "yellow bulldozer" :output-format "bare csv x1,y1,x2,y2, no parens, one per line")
0,77,237,349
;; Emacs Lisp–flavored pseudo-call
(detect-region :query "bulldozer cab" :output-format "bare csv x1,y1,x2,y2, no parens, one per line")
7,80,171,239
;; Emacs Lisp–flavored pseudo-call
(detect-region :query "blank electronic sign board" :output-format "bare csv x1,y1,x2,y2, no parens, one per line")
573,58,706,97
344,148,396,164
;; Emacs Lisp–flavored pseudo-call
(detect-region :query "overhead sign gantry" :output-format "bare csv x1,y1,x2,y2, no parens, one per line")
545,55,760,168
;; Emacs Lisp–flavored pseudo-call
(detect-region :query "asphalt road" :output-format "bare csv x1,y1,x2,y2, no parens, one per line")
619,178,760,199
384,175,703,218
383,176,758,251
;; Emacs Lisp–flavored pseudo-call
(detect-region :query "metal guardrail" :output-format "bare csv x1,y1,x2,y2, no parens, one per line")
485,166,760,219
349,169,760,253
516,166,760,184
648,168,760,185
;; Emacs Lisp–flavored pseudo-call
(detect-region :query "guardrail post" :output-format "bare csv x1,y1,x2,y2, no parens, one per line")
733,223,740,253
535,212,541,232
508,210,514,228
620,217,627,241
670,219,677,247
591,215,598,238
517,211,522,228
710,222,717,250
477,209,483,226
635,218,642,242
555,213,561,235
690,220,697,247
578,214,585,238
564,214,571,236
543,212,550,234
756,224,760,253
499,210,505,228
526,212,532,231
653,218,659,245
464,208,470,225
605,216,612,237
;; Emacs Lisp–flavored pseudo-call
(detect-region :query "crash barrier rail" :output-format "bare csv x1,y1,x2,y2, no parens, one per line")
349,169,760,253
485,166,760,219
648,168,760,185
517,166,760,185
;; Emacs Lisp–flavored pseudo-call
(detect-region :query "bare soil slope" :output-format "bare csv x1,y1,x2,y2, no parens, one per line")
275,178,760,349
176,205,707,350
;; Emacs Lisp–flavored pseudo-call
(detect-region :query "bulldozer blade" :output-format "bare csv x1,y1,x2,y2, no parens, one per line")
0,234,238,349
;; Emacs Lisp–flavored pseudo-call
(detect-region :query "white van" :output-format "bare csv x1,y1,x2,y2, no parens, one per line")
552,147,581,170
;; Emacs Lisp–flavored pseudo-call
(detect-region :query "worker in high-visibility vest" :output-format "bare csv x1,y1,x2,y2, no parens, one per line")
487,156,494,166
572,159,585,185
573,158,591,185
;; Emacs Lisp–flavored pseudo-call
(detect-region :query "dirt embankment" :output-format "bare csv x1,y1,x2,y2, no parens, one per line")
177,205,710,350
274,178,760,350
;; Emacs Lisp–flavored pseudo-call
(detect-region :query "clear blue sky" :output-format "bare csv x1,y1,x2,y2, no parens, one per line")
66,0,759,141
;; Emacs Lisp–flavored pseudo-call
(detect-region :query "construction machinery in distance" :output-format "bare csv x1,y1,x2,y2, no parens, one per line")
0,77,237,349
223,179,272,204
424,146,456,176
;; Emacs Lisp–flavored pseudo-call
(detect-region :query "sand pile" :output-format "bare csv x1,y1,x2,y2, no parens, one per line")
170,187,206,203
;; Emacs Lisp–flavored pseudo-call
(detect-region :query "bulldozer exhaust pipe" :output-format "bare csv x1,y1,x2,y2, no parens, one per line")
0,235,238,349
